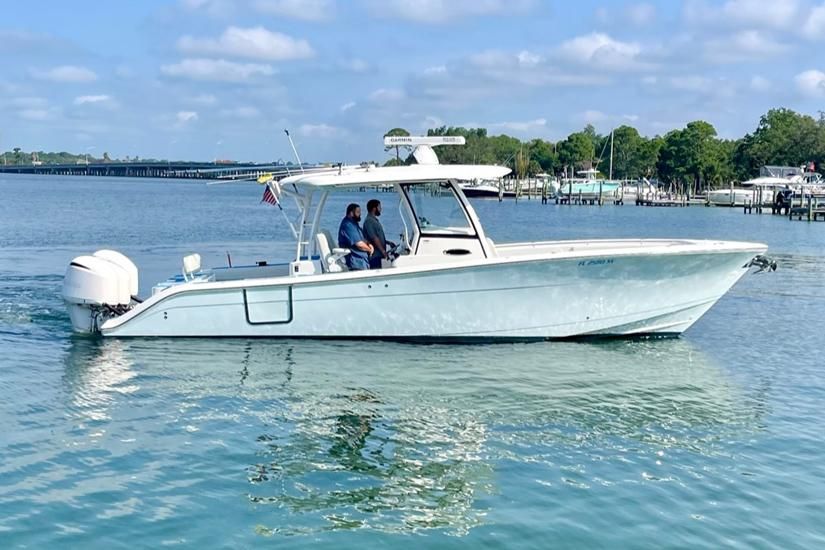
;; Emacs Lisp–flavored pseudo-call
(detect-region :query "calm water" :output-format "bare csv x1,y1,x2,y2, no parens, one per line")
1,174,824,548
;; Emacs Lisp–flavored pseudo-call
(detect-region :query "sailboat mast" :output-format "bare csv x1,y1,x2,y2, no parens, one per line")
609,129,614,180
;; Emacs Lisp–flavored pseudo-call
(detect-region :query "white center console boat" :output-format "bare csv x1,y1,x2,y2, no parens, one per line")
63,136,772,340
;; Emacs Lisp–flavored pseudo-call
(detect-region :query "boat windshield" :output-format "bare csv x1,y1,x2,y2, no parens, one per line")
402,182,475,236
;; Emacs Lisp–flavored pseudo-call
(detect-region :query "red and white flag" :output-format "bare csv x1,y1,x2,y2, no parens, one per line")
261,185,279,206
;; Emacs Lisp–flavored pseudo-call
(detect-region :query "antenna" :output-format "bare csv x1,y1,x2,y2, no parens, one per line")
383,136,465,147
284,129,305,173
385,136,466,166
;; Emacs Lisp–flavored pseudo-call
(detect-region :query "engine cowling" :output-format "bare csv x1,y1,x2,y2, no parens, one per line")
62,251,138,333
93,249,139,298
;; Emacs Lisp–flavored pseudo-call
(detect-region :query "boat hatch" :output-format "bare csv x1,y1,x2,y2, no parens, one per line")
243,286,293,324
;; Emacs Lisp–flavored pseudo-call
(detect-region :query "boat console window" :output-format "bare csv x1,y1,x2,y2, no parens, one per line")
402,182,476,236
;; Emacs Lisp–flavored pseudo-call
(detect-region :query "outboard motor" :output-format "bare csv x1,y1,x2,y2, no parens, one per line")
62,250,139,333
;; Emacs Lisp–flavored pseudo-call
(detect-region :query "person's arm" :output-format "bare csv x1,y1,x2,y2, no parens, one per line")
364,219,385,257
343,222,373,255
353,239,374,255
370,235,387,258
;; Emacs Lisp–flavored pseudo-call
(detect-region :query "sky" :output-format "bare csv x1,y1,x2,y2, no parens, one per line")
2,0,825,163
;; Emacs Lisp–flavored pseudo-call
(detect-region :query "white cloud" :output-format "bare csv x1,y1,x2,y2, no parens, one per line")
176,111,199,125
161,58,275,82
74,94,112,105
704,30,790,62
0,30,77,54
253,0,333,21
115,65,135,78
191,93,218,106
683,0,802,30
795,69,825,97
30,65,97,83
666,75,737,99
179,0,235,17
11,97,48,108
421,115,444,129
368,88,405,102
516,50,542,66
468,49,602,84
340,101,356,112
582,110,607,123
423,65,447,75
339,58,370,73
408,50,610,107
490,118,548,132
177,26,313,61
803,3,825,40
0,80,18,94
557,33,647,71
298,123,347,138
19,109,51,121
626,3,655,25
366,0,535,24
595,3,655,27
668,75,713,93
219,106,260,118
750,75,772,92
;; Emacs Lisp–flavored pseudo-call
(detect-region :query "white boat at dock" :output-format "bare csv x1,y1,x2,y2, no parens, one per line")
559,169,621,202
707,165,825,207
459,180,510,199
62,136,771,340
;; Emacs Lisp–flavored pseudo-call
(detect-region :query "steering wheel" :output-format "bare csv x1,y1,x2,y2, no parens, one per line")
386,241,410,261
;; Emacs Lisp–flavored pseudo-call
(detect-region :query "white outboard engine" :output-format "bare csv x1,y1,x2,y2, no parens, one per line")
62,250,139,334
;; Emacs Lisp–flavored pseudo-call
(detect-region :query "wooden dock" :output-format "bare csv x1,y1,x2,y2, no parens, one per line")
556,194,623,206
739,190,825,221
787,194,825,221
636,196,707,207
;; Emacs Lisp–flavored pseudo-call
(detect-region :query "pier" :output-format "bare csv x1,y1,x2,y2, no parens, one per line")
636,195,707,207
556,192,624,205
786,193,825,221
0,161,308,180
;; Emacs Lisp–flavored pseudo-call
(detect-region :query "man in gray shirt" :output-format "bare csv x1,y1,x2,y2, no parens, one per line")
363,199,395,269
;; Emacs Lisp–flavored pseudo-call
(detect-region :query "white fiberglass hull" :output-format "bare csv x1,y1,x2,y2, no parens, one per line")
707,188,757,207
99,239,765,340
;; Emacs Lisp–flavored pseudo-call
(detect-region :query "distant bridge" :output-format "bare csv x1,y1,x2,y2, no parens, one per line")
0,161,316,180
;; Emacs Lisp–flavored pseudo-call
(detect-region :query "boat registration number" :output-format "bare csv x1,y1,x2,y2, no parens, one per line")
578,258,614,267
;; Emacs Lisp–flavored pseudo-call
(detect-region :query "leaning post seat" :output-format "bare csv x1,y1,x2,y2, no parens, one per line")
316,231,350,272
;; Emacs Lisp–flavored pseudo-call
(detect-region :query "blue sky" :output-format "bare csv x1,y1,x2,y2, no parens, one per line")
2,0,825,163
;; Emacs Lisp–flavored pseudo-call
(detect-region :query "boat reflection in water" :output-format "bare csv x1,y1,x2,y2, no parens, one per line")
62,337,766,537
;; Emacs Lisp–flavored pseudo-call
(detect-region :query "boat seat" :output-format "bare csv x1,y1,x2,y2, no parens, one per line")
316,230,350,273
182,253,201,281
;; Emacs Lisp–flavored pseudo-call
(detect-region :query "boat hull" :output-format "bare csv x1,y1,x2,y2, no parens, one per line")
100,243,763,340
559,182,620,201
460,186,514,199
707,188,752,207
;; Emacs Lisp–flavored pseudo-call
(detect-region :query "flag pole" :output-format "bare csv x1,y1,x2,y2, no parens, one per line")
263,181,298,239
284,129,305,173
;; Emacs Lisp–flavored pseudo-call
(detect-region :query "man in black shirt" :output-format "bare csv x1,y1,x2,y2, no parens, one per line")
363,199,395,269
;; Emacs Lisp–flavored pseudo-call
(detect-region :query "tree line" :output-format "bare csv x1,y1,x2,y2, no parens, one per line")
1,149,118,165
386,108,825,191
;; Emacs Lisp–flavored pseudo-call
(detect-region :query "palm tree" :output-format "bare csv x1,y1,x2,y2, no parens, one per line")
384,127,410,162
